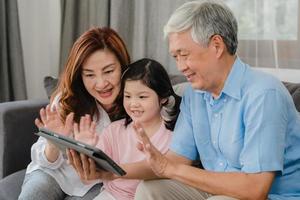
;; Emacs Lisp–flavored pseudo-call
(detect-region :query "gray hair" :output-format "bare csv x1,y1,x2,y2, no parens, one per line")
164,0,238,55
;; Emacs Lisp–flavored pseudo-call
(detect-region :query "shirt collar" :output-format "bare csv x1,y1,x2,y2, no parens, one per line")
192,57,246,100
221,57,246,100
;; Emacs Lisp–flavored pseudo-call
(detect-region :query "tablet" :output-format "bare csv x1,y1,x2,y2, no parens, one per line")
36,127,126,176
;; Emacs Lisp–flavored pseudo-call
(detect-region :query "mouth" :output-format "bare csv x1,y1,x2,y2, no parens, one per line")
130,110,143,117
97,88,113,98
185,72,196,81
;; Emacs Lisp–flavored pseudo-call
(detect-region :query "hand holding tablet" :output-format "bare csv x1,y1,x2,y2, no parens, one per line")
36,127,126,176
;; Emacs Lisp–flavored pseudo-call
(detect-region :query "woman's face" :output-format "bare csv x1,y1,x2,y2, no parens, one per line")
81,49,122,111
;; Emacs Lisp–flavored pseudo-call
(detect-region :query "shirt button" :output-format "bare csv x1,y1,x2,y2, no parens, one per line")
213,140,216,144
219,162,224,166
214,113,218,117
223,99,227,103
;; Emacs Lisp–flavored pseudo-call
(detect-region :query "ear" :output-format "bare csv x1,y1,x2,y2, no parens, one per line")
160,98,168,106
209,34,225,58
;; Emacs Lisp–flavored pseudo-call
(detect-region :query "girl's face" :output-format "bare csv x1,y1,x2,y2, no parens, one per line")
81,49,122,111
123,80,163,127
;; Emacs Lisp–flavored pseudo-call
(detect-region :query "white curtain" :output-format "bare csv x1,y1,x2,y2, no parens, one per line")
225,0,300,82
18,0,300,99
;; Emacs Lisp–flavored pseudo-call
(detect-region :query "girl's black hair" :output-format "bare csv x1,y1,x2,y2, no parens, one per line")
121,58,181,131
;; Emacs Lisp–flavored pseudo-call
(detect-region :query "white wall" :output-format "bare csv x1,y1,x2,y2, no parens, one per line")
18,0,61,99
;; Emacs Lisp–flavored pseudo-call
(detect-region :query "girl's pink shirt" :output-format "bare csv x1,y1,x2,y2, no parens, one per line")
96,119,172,200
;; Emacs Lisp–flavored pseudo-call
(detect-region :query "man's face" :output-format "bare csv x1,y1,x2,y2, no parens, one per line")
168,30,219,91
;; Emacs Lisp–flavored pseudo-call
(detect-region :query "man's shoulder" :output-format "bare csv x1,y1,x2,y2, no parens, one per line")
242,68,285,96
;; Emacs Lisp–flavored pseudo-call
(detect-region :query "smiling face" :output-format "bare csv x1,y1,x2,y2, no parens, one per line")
81,49,122,111
123,80,162,127
168,30,223,93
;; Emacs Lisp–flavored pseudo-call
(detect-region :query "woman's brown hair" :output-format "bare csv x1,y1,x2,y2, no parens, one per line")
52,27,130,123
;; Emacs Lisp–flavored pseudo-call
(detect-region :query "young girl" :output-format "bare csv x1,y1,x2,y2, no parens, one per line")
19,27,130,200
68,58,181,200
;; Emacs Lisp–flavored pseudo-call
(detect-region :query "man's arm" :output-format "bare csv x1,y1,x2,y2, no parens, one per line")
164,152,275,200
134,122,275,200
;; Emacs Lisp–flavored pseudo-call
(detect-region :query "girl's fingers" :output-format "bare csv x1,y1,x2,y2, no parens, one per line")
83,115,91,131
93,135,99,146
79,116,85,132
90,121,97,133
66,149,74,165
88,158,102,179
71,150,84,179
80,153,90,179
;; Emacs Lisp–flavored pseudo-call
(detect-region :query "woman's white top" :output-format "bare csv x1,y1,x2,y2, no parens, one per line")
26,95,111,196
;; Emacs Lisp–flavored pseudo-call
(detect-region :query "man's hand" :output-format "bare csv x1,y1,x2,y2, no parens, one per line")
67,149,117,182
133,121,174,178
73,114,99,146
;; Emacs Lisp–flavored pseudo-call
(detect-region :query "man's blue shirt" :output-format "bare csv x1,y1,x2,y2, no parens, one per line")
170,57,300,199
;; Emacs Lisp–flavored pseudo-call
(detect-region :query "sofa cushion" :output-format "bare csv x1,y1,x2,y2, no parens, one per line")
283,82,300,112
0,169,25,200
173,82,189,96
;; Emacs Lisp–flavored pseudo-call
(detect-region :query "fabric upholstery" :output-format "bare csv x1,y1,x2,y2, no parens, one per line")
0,99,48,178
44,76,58,99
0,75,298,200
283,82,300,112
0,169,25,200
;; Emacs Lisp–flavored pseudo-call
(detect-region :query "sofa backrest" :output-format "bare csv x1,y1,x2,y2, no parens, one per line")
170,75,300,112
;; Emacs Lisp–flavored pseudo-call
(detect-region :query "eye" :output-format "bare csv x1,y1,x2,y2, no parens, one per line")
124,95,130,99
83,73,95,78
180,53,189,60
139,95,148,99
104,69,114,74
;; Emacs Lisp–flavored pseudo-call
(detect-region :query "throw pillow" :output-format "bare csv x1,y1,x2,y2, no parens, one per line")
44,76,58,99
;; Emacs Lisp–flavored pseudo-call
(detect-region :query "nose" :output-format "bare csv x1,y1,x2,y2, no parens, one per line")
95,77,109,89
129,98,140,108
176,57,188,73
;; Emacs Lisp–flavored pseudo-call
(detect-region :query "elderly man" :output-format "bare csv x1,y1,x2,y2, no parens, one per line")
134,1,300,200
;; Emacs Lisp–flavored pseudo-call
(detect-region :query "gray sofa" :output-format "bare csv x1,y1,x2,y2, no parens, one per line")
0,78,299,200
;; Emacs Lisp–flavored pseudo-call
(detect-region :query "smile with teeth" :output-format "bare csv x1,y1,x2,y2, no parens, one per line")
186,73,195,80
131,110,143,117
97,88,113,97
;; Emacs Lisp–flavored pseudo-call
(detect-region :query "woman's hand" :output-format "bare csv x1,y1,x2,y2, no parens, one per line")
73,114,99,146
67,149,117,182
133,121,174,178
35,104,74,137
35,104,74,162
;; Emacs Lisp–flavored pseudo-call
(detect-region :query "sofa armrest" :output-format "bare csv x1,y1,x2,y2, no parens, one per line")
0,99,48,179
